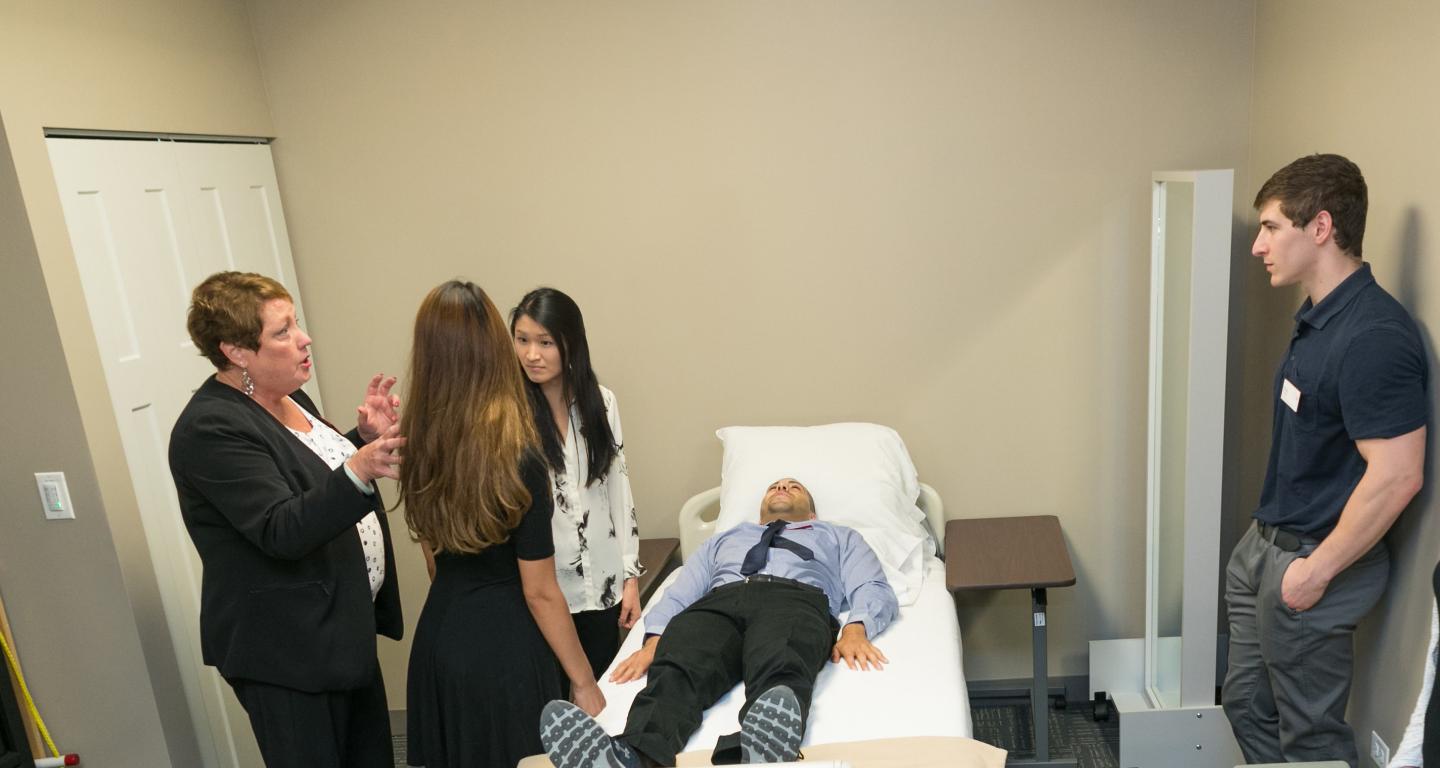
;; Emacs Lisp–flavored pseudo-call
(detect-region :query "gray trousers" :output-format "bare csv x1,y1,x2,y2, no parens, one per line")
1221,522,1389,767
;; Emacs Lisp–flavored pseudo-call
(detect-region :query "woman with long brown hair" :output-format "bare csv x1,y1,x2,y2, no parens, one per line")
402,280,603,768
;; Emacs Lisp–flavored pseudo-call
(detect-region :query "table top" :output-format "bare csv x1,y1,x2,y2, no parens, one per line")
636,537,681,601
944,515,1076,592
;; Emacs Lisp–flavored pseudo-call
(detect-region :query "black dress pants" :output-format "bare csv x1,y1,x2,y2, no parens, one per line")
561,603,623,699
229,665,392,768
621,580,838,767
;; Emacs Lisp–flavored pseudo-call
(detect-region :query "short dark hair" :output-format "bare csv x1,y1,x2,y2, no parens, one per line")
1253,153,1368,259
186,272,293,369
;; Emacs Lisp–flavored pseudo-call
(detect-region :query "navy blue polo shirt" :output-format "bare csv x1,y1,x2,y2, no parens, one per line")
1254,263,1428,537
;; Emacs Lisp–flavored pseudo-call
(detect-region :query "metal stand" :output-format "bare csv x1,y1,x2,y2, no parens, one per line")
1015,588,1077,768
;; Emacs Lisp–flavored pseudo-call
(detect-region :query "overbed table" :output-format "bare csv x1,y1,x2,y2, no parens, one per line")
945,515,1077,768
636,537,681,602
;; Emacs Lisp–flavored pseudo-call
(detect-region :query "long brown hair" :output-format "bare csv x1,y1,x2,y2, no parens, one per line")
400,280,540,553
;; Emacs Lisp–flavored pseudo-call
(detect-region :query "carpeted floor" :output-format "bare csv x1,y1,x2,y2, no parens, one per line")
394,699,1121,768
969,699,1119,768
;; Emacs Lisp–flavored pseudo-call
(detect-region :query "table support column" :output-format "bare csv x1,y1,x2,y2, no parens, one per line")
1032,587,1049,760
1018,587,1076,768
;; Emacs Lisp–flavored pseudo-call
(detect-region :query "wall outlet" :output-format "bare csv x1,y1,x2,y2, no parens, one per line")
1371,730,1390,767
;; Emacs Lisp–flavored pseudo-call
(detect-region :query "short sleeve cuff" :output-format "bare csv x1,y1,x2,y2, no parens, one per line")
1348,414,1429,441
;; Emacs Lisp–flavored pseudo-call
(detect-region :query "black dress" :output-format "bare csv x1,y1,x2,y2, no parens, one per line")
407,458,563,767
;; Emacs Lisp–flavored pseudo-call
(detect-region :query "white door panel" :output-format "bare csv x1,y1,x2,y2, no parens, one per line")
48,137,315,768
171,142,319,406
176,145,279,280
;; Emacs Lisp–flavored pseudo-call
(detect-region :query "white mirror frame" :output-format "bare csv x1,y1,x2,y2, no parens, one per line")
1143,169,1233,709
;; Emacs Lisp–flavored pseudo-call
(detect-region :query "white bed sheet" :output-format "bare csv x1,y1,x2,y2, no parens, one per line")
594,558,971,752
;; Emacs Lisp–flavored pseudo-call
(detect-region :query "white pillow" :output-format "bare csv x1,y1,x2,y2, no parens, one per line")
714,423,932,604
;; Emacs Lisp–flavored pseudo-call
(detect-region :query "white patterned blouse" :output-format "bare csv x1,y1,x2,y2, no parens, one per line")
549,385,642,613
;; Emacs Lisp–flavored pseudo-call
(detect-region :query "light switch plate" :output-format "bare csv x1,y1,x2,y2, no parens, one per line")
34,471,75,520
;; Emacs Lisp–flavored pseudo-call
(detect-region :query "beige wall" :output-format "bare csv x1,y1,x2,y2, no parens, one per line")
1246,0,1440,754
245,0,1258,703
0,1,271,764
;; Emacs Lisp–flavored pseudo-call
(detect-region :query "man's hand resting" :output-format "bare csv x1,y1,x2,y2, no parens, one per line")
831,622,888,671
609,635,660,683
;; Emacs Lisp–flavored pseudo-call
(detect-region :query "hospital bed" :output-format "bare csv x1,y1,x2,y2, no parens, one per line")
524,424,1002,768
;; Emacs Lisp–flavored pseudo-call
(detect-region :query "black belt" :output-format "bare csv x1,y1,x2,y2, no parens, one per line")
1256,521,1318,553
717,574,823,594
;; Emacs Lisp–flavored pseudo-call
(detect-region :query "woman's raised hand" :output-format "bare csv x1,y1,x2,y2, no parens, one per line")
346,423,405,484
356,374,400,443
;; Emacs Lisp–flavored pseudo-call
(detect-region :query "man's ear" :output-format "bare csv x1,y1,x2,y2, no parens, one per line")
1311,210,1334,246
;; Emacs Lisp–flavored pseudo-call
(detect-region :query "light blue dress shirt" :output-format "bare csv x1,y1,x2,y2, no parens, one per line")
644,520,898,639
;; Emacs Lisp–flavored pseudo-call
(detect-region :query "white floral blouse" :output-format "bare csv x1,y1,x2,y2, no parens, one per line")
550,385,642,613
285,399,386,600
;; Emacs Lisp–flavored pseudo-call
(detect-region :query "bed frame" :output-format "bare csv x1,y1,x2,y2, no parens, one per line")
676,483,945,560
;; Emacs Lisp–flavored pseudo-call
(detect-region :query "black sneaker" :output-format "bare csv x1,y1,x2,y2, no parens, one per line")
739,685,804,763
539,700,642,768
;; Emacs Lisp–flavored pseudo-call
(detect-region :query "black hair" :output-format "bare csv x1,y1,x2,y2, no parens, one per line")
509,287,618,485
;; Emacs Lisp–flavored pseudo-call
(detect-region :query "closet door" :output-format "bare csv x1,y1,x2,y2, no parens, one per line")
47,137,313,768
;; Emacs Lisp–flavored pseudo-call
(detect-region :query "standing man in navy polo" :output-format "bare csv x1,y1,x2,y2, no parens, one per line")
1222,154,1428,766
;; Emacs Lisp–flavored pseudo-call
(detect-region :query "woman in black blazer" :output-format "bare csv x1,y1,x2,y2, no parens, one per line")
168,271,406,768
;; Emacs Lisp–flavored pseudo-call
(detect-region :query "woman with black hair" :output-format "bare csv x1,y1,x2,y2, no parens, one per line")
511,287,643,681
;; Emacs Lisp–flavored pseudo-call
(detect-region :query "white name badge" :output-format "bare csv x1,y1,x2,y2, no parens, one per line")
1281,378,1302,413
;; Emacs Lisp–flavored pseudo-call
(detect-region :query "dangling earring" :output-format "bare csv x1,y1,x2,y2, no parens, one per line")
240,367,255,397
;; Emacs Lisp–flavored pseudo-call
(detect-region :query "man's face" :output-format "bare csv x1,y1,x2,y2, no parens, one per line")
1253,199,1320,289
759,478,816,524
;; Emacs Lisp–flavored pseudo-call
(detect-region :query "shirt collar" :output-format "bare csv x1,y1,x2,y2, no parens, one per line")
756,520,814,530
1295,262,1373,330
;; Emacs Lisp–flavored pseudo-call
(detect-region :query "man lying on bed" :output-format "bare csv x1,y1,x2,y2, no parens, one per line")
540,476,898,768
